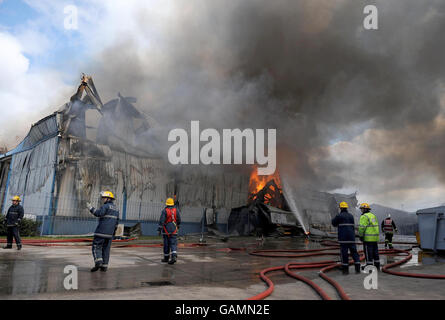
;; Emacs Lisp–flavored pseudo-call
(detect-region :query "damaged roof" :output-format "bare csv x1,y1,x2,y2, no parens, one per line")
1,75,160,160
0,113,61,159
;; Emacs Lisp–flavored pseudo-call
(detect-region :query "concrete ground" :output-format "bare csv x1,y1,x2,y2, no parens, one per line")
0,235,444,300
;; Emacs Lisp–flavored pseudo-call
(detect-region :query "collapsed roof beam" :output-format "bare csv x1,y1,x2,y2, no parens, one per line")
70,74,103,114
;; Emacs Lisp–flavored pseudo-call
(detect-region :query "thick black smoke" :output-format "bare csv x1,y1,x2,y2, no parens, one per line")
88,0,445,193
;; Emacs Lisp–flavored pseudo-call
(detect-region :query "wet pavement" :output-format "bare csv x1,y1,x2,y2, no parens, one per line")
0,235,444,300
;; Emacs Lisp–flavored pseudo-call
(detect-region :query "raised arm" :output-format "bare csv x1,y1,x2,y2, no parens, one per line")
90,204,108,217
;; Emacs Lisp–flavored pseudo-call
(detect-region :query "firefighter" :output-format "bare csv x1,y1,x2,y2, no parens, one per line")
86,191,119,272
381,214,398,249
158,197,181,265
358,203,381,270
3,196,24,250
332,202,361,274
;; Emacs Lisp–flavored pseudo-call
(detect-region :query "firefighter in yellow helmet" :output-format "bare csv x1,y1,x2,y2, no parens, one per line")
86,191,119,272
358,203,381,271
158,197,181,264
3,196,24,250
332,202,361,274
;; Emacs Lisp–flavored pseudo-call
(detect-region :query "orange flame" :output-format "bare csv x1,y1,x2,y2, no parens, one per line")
248,167,282,204
249,167,281,193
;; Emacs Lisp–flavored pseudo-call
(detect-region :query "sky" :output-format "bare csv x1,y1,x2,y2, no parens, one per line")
0,0,444,212
0,0,175,144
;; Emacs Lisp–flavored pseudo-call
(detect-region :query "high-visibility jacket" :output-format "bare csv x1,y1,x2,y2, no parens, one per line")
359,212,380,242
159,206,181,237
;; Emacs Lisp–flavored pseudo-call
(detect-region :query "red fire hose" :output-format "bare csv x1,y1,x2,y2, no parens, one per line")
1,238,92,244
247,245,361,300
318,263,352,300
4,237,444,296
382,248,445,279
113,243,207,248
0,237,208,249
249,247,341,257
0,237,138,247
285,262,338,300
247,241,445,300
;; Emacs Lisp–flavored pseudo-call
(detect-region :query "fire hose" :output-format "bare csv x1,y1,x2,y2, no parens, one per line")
3,237,444,296
113,243,206,248
0,238,137,246
247,245,359,300
382,248,445,279
247,241,445,300
0,237,207,248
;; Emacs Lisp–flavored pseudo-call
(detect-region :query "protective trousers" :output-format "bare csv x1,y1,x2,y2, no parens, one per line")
384,232,394,249
163,234,177,259
363,241,380,269
6,226,21,247
340,243,361,271
92,236,112,267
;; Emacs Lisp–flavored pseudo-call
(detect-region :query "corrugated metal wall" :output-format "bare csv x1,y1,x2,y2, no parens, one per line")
23,115,59,149
111,150,168,221
55,141,170,220
1,132,249,226
0,158,11,213
3,137,58,215
174,168,250,219
54,138,250,224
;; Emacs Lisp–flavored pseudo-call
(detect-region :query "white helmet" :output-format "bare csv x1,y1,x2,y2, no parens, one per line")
387,214,391,218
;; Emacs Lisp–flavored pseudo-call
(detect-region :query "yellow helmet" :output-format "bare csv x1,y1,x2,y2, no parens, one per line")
339,201,348,209
165,198,175,206
360,203,370,209
12,195,21,202
100,191,115,199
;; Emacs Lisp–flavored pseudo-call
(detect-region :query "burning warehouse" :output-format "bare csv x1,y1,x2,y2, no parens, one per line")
0,76,357,236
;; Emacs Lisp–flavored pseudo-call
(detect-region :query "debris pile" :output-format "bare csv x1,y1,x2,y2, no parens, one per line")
228,169,302,237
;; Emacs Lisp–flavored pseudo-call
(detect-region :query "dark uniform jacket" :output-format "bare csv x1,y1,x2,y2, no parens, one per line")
331,209,356,244
158,206,181,236
90,201,119,238
6,205,24,227
381,218,397,233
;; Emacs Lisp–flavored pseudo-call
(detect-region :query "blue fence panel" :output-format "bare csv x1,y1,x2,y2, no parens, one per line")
36,215,228,236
